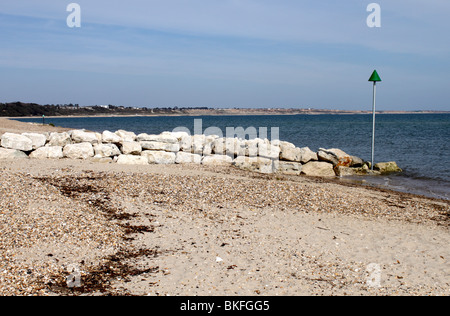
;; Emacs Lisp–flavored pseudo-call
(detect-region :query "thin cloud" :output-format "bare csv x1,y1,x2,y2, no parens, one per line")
0,1,448,110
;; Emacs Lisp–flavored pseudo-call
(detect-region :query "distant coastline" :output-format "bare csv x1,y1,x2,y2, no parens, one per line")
1,102,449,118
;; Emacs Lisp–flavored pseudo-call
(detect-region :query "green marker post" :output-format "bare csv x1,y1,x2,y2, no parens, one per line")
369,70,382,170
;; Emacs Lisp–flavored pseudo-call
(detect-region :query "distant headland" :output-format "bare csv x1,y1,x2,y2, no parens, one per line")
1,102,448,118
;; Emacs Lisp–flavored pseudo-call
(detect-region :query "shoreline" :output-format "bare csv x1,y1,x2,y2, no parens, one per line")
5,109,450,119
2,117,449,201
5,116,450,201
0,117,449,296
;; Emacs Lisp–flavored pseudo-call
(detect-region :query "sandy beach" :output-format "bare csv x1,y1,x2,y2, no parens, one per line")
0,117,70,137
0,118,448,296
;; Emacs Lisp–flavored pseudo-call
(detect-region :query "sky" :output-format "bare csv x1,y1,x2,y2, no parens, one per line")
0,0,449,111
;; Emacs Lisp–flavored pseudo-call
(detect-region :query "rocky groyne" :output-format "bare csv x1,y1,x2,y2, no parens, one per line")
0,129,402,177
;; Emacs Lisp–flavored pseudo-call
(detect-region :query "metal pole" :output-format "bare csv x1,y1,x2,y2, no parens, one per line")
371,82,376,170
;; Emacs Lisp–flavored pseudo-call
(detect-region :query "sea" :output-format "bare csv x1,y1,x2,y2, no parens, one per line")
16,114,450,200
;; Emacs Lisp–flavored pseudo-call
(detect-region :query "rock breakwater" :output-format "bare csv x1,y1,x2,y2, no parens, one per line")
0,129,402,177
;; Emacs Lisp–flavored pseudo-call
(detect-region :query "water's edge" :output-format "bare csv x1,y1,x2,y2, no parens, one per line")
15,114,450,200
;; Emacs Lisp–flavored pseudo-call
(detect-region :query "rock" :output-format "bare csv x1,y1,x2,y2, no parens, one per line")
136,133,155,142
212,138,226,155
350,155,364,167
63,143,94,159
116,154,148,165
165,131,191,141
192,135,206,154
48,132,72,147
274,161,302,175
258,140,280,159
137,133,179,144
121,142,142,155
212,137,246,157
202,136,216,156
278,141,295,159
222,138,236,156
140,141,180,152
22,133,47,150
299,147,318,164
202,155,233,165
71,130,99,144
102,130,122,143
0,148,28,159
280,146,301,162
234,138,247,157
341,165,381,176
245,139,261,157
179,136,192,152
175,152,202,164
156,133,179,144
374,161,402,174
1,133,33,151
334,166,358,177
94,143,121,157
115,130,136,142
301,161,336,177
318,148,353,167
29,146,63,159
141,151,176,164
317,148,340,165
233,156,274,174
28,148,46,159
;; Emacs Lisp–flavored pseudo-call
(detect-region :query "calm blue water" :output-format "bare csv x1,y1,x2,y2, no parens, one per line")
16,114,450,200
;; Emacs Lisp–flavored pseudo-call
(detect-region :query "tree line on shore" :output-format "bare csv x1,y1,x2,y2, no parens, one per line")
0,102,210,117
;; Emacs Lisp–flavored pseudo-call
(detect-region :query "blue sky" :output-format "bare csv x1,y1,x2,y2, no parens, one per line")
0,0,449,110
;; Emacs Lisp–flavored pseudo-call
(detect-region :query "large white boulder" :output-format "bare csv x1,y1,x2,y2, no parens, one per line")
63,143,94,159
140,141,180,152
115,130,136,142
280,146,301,162
175,152,202,164
48,132,72,147
202,155,233,165
121,142,142,155
245,139,262,157
1,133,33,151
94,143,121,157
137,133,179,144
258,140,280,159
166,131,191,143
0,148,28,159
233,156,274,174
71,130,99,144
274,161,302,175
299,147,318,164
212,138,227,155
102,130,122,143
141,151,176,164
191,135,206,154
301,161,336,177
230,138,247,157
278,141,295,151
29,146,63,159
22,133,47,150
116,154,148,165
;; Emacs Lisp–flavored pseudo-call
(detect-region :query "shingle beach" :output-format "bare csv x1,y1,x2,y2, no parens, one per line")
0,118,448,296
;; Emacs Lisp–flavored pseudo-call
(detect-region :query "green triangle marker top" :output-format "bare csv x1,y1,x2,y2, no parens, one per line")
369,70,382,82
